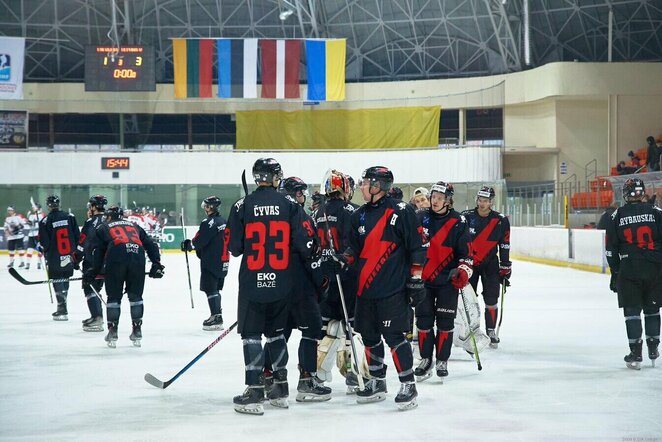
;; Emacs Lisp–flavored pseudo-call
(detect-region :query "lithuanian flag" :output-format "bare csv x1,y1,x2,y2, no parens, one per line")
173,39,214,98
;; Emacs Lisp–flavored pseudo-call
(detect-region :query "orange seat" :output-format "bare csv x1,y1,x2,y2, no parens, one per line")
571,190,614,209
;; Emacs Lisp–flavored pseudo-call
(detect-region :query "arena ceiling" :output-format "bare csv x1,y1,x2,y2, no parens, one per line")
2,0,661,83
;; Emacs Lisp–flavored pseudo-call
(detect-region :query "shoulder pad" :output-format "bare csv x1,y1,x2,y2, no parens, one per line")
344,204,355,213
285,194,297,205
459,214,467,223
611,208,619,219
233,197,245,212
396,201,408,211
207,218,215,228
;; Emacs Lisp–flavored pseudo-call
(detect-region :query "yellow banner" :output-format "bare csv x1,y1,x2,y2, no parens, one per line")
237,107,441,150
172,39,187,99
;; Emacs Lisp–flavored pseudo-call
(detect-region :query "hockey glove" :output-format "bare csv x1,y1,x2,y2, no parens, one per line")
149,262,165,278
71,253,81,271
180,239,193,252
82,270,96,287
406,276,425,307
449,263,472,289
609,272,618,293
498,264,512,283
331,252,353,273
317,276,330,303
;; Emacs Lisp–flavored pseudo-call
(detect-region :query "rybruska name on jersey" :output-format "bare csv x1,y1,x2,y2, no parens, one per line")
618,213,656,226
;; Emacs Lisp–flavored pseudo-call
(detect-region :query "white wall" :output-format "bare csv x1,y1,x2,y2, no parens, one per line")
0,147,501,185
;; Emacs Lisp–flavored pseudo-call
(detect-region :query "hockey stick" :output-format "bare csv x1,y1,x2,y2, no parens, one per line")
88,281,107,306
180,207,194,309
496,280,507,338
318,191,365,391
9,267,84,285
41,257,54,304
241,170,249,196
459,287,483,371
144,321,238,389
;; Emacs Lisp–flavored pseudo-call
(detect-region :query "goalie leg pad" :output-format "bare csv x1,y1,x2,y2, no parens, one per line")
316,335,342,382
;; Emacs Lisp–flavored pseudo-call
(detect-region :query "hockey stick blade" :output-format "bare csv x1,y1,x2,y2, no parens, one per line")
9,267,82,285
144,321,238,390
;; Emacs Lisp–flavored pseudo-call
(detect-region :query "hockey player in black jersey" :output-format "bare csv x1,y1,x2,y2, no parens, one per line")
227,158,317,415
336,166,425,410
180,196,229,331
414,182,473,381
75,195,107,331
84,206,163,348
462,186,511,348
267,176,332,402
314,170,361,393
38,195,80,321
605,178,661,369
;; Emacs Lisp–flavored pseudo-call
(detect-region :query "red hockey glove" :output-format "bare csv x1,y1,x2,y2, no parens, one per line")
450,263,472,289
499,264,511,283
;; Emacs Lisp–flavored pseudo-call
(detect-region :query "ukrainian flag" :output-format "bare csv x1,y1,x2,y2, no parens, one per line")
305,39,346,101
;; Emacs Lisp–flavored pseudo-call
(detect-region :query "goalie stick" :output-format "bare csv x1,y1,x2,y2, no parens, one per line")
144,321,238,389
459,286,483,371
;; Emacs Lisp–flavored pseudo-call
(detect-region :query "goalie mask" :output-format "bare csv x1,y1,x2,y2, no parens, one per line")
323,170,350,198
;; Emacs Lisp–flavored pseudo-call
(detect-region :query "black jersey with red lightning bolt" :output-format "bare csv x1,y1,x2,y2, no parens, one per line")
462,208,511,268
347,196,425,299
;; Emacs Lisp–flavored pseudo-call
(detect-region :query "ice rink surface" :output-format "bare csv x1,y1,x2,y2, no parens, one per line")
1,254,661,442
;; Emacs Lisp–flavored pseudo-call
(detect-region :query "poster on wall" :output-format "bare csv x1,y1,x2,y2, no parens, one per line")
0,111,28,149
0,36,25,100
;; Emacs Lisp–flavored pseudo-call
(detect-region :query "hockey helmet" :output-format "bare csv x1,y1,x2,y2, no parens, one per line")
361,166,394,192
201,195,222,210
430,181,454,197
252,158,283,185
46,195,60,209
623,178,646,203
476,186,496,202
279,177,309,197
389,187,404,201
323,170,350,197
88,194,108,210
104,205,123,221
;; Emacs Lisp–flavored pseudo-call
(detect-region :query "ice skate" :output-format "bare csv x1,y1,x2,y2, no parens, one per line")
202,313,224,331
233,386,265,415
18,262,24,268
296,372,332,402
356,378,387,404
7,261,14,269
52,303,68,321
488,329,500,349
24,263,30,270
267,370,289,408
82,316,104,332
263,369,274,396
436,360,448,378
414,358,433,382
345,371,359,394
624,341,643,370
105,323,118,348
130,320,142,347
395,381,418,411
646,338,659,367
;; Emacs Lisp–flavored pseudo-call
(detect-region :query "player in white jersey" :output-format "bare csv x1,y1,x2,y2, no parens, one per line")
126,208,147,230
4,206,26,268
25,204,45,270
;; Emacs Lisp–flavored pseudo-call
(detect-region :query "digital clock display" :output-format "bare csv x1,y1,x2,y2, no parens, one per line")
102,157,130,170
85,46,156,92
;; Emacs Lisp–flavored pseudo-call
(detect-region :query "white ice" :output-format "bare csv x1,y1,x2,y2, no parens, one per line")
1,255,661,442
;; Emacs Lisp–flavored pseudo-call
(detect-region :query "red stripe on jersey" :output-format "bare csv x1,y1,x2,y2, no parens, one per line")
472,218,499,266
422,218,458,282
358,208,396,297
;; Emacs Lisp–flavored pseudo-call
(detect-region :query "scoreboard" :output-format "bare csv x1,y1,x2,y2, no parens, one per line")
85,46,156,92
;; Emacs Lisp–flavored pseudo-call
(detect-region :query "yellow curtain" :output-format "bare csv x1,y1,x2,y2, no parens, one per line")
237,106,441,150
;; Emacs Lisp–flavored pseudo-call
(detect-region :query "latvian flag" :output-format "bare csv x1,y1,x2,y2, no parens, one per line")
172,39,214,98
217,39,258,98
260,40,301,99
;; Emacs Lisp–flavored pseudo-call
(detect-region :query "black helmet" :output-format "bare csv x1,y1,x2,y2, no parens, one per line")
348,176,356,190
389,186,404,200
46,195,60,209
252,158,283,185
361,166,393,192
430,181,454,197
104,205,123,220
623,178,645,203
88,194,108,210
279,177,308,196
476,186,495,202
201,196,221,210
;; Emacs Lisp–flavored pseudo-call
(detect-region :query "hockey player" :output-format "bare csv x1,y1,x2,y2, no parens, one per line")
335,166,425,410
462,186,511,348
180,196,229,331
84,206,164,348
227,158,316,415
76,195,107,332
411,187,431,209
38,196,80,321
272,176,332,402
315,170,362,393
4,206,26,268
389,187,404,201
414,182,473,381
25,204,45,270
606,178,661,369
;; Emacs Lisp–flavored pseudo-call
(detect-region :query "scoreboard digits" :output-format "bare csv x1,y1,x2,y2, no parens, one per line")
85,46,156,92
